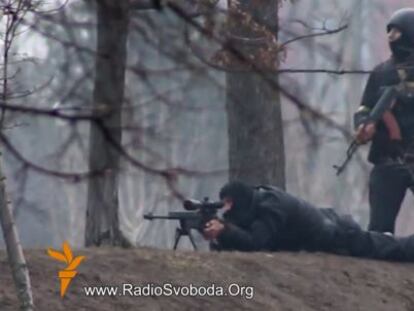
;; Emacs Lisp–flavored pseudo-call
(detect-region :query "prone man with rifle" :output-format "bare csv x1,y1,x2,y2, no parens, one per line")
340,8,414,234
146,180,414,262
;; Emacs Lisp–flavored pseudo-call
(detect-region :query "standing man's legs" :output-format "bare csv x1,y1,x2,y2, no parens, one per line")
368,163,410,233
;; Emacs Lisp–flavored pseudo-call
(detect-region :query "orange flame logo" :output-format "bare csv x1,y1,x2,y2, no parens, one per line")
47,241,85,297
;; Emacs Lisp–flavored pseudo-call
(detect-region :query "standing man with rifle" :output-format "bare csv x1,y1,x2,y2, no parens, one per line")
354,8,414,234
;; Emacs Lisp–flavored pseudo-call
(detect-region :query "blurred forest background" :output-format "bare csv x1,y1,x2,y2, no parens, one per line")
1,0,414,251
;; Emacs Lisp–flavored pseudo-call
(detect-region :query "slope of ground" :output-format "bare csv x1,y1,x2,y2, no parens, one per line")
1,247,414,310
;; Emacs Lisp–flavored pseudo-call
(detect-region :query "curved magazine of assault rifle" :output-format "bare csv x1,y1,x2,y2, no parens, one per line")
334,86,399,175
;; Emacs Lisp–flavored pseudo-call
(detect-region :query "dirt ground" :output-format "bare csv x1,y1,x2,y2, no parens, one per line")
1,247,414,310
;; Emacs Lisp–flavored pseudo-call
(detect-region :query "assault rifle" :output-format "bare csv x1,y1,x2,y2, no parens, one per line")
334,86,399,175
143,198,224,250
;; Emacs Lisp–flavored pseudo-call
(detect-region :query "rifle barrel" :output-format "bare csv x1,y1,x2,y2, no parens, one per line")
143,211,199,220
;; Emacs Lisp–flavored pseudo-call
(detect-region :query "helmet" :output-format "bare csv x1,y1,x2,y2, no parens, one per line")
387,8,414,41
387,8,414,62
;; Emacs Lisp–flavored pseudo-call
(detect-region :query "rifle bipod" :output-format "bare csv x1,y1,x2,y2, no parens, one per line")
173,226,198,250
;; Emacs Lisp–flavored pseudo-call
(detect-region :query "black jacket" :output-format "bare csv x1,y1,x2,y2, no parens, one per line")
215,186,358,252
358,57,414,164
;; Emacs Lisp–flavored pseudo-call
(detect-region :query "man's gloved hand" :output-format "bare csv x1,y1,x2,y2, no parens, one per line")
355,123,376,144
203,219,225,240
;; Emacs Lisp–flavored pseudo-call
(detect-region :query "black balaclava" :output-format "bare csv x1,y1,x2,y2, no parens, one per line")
387,8,414,63
219,181,255,228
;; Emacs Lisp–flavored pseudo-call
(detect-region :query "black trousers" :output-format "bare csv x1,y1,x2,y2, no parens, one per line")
334,217,414,262
344,227,414,261
368,162,414,233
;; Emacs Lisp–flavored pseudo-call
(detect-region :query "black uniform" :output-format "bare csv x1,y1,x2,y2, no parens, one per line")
214,182,414,261
355,8,414,233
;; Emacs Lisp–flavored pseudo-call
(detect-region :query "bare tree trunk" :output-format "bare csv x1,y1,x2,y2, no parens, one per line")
0,4,34,309
0,168,33,310
226,0,285,188
85,0,131,247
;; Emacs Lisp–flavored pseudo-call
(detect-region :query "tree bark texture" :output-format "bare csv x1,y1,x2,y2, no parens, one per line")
226,0,285,188
85,0,130,247
0,166,34,310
